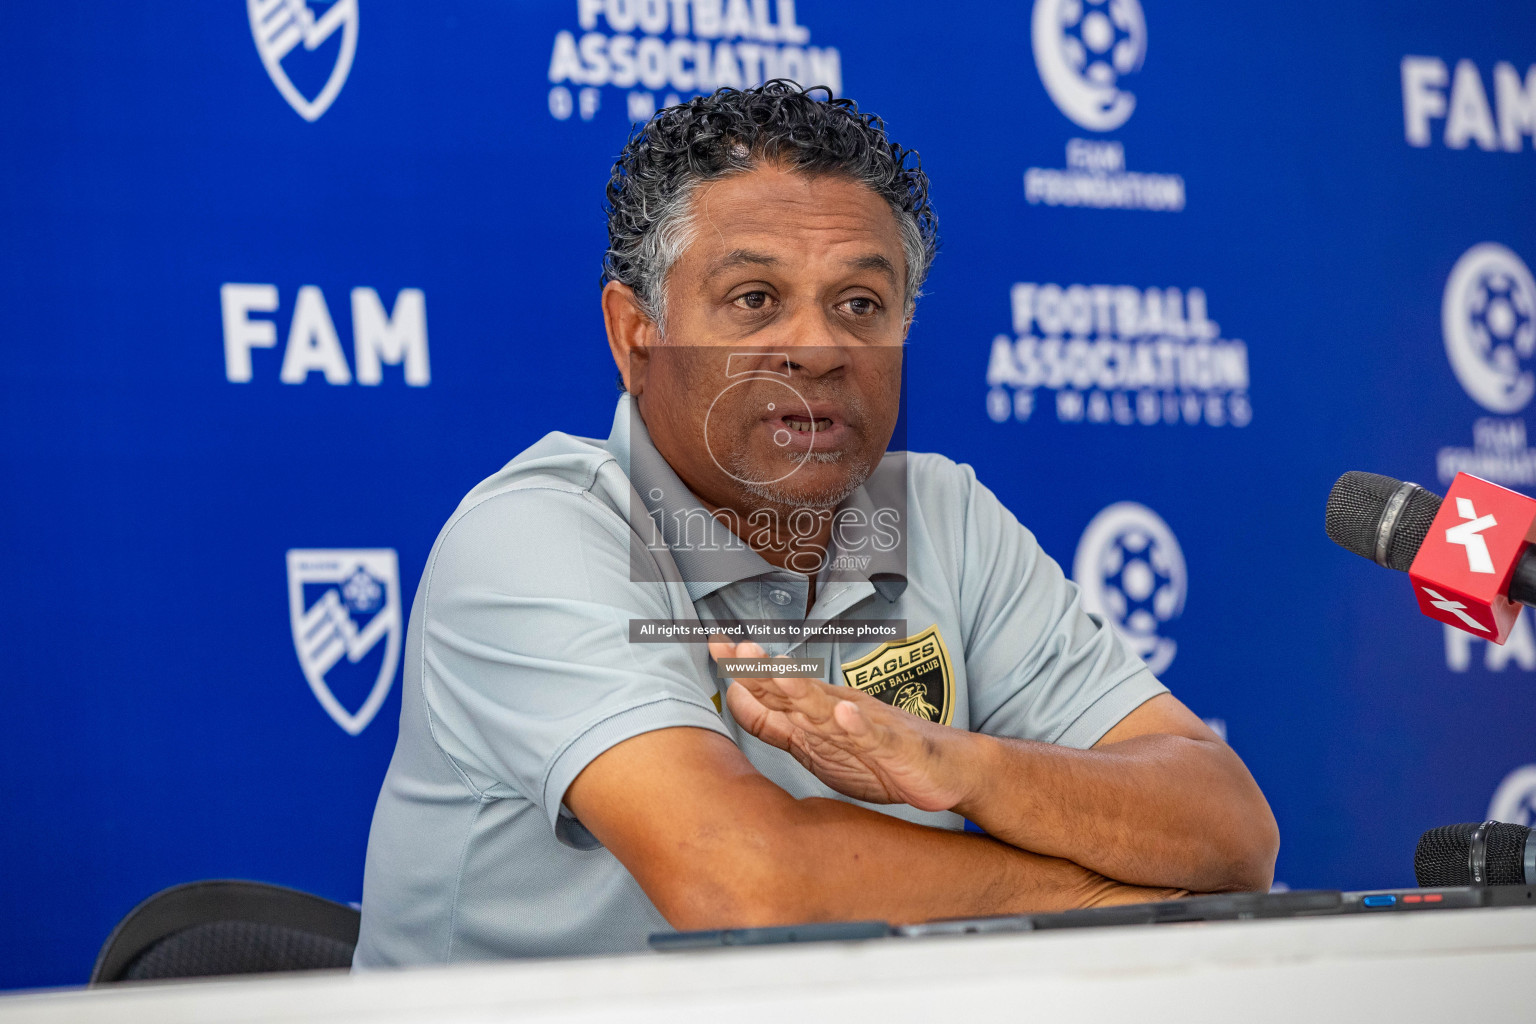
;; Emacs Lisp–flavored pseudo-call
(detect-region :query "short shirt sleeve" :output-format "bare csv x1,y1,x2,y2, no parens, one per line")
952,463,1168,748
417,485,730,847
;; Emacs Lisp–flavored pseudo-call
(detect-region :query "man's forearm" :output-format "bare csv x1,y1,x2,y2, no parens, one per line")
712,644,1276,895
952,731,1277,893
662,792,1183,930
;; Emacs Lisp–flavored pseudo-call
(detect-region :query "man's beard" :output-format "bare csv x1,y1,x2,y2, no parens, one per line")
722,445,873,510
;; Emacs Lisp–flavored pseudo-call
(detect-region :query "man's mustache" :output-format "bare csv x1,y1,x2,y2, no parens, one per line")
723,384,866,427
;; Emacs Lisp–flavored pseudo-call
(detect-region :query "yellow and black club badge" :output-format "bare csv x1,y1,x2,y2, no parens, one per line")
839,625,955,726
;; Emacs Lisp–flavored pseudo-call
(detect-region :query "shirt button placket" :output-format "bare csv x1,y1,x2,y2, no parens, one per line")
764,585,796,655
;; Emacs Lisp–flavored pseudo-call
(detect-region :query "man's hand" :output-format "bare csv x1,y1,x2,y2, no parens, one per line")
709,636,980,812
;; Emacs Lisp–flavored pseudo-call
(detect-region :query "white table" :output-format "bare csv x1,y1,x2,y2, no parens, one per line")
3,906,1534,1023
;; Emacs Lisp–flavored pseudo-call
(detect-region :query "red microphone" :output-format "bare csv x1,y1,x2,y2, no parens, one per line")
1326,471,1536,645
1408,474,1536,643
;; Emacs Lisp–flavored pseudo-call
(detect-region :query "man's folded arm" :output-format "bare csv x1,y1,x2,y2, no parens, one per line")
716,657,1276,897
954,694,1279,893
563,725,1182,931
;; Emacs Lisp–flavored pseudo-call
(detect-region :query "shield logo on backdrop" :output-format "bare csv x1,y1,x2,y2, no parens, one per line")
286,549,401,735
248,0,359,122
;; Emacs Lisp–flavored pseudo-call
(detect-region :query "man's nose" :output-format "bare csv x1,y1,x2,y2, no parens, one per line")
778,309,847,377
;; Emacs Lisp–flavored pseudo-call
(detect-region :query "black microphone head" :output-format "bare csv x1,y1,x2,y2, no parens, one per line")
1485,821,1532,884
1325,471,1443,572
1415,823,1479,885
1414,821,1533,886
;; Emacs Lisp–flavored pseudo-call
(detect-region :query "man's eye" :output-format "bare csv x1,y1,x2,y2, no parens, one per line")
843,297,879,316
734,292,769,310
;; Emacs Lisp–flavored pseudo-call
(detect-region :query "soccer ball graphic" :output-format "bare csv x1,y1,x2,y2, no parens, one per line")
1467,270,1536,380
1032,0,1146,131
1489,765,1536,829
1097,528,1180,637
1056,0,1144,89
1073,502,1185,676
1442,243,1536,414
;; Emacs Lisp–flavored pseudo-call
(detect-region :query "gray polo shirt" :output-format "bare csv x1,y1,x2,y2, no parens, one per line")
353,394,1166,967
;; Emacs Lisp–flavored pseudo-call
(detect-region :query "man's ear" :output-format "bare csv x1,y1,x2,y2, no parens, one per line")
602,281,660,396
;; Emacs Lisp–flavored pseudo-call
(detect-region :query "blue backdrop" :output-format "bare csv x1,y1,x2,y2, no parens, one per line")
3,0,1534,990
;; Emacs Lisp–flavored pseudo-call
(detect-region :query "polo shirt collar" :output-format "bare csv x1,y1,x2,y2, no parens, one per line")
607,394,776,602
833,477,910,603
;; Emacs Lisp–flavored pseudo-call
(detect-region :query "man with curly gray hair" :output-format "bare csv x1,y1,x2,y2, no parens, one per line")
354,82,1276,968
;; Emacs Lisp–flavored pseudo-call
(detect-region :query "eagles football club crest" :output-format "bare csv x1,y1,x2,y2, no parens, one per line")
839,625,955,726
248,0,359,122
286,548,401,735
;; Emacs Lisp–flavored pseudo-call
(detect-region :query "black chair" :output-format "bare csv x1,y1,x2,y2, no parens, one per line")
90,880,361,984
